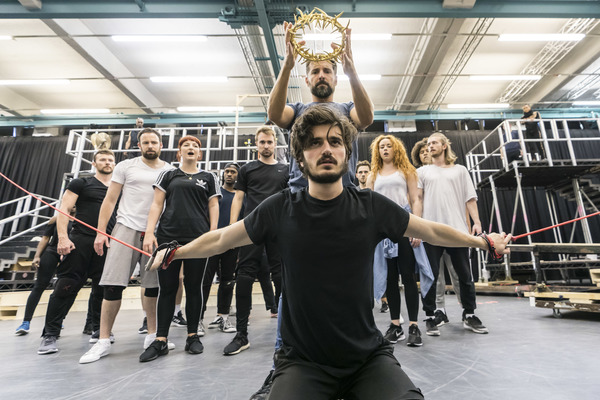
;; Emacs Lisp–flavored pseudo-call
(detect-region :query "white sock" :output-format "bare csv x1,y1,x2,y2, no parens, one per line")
174,305,181,315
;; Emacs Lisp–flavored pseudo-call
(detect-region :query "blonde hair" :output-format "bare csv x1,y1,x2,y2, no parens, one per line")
428,132,457,165
370,135,417,182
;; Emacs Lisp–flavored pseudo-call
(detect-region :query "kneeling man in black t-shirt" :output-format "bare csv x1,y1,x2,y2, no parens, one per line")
148,106,510,400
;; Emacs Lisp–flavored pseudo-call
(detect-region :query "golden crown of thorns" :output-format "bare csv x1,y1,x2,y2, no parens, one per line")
289,7,348,63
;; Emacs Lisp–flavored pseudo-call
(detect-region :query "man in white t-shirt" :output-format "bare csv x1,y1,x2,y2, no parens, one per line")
417,132,488,336
79,128,174,364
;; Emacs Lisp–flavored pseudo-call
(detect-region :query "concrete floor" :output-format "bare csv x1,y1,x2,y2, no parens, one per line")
1,293,599,400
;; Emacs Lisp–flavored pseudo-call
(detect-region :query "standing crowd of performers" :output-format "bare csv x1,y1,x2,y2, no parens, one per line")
13,22,511,400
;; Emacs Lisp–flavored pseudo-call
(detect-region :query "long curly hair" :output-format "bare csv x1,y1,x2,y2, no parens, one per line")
370,135,416,182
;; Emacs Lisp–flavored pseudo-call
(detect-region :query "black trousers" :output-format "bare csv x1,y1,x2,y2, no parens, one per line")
234,242,282,333
24,249,60,322
386,238,420,322
42,233,105,336
422,244,477,315
270,344,423,400
156,237,208,337
201,247,238,318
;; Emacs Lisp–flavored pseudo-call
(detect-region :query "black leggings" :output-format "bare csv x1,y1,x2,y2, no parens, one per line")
201,247,238,318
24,249,60,322
157,238,208,337
386,238,419,322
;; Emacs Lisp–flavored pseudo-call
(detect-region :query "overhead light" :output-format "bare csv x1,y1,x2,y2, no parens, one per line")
0,35,12,40
469,75,541,81
447,103,510,109
40,109,111,115
572,101,600,106
150,76,228,83
0,79,70,85
177,106,244,113
303,33,392,41
498,33,585,42
337,74,381,81
112,35,207,42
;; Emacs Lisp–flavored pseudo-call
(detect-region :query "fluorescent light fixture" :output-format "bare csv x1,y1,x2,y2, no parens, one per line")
177,106,244,113
112,35,207,42
0,35,12,40
150,76,228,83
572,101,600,106
447,103,510,109
469,75,541,81
0,79,70,85
498,33,585,42
303,33,392,41
40,108,111,115
337,74,381,81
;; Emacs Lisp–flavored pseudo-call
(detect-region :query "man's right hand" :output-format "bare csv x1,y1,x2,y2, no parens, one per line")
94,234,110,256
57,237,75,256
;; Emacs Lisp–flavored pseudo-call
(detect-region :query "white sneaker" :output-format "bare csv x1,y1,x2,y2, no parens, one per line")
79,339,111,364
144,333,175,350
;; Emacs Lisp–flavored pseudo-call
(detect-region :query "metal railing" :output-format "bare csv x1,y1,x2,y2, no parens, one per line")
0,194,58,245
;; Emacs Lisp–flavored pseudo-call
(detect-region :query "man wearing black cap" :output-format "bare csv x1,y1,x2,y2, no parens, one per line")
201,163,242,334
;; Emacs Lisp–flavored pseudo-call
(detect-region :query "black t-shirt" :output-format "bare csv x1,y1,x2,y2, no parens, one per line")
66,176,109,236
234,160,289,216
244,187,410,369
154,169,221,241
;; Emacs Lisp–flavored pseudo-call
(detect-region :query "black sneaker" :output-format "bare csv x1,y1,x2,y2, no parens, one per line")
425,318,440,336
172,311,187,327
249,369,275,400
463,313,489,334
82,322,93,335
383,323,405,344
407,324,423,347
434,309,449,326
138,317,148,334
185,334,204,354
380,302,389,313
139,339,169,362
223,332,250,355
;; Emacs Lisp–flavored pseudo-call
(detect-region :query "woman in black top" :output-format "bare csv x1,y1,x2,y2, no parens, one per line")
141,136,220,361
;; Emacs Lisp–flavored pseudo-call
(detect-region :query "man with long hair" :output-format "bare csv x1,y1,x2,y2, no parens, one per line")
417,132,488,336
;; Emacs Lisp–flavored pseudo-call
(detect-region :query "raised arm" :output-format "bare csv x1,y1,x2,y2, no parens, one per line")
56,190,78,256
143,188,166,254
148,220,253,270
94,182,123,256
229,190,246,225
267,21,300,128
334,28,374,130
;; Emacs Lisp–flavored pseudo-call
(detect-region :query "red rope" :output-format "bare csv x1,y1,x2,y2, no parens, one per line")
512,211,600,240
0,171,151,257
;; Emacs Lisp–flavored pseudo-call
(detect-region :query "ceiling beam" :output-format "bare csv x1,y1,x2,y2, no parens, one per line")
3,0,600,19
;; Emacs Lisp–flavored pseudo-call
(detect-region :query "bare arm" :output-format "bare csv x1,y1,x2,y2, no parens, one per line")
148,220,253,270
229,190,245,225
267,21,300,128
208,196,220,231
94,182,123,256
336,29,374,130
404,214,510,255
466,198,482,235
56,190,78,256
143,188,166,254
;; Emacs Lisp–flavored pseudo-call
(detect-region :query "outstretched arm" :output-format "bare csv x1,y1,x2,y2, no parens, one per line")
404,214,510,256
148,220,253,270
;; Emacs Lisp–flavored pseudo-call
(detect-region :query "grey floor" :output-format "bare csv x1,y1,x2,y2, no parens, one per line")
2,294,599,400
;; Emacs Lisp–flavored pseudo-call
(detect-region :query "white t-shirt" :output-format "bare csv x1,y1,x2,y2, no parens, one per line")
417,164,477,234
373,171,409,208
112,157,174,231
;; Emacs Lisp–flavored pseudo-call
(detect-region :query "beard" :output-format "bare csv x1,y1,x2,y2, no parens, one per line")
142,150,159,160
310,82,333,99
304,157,348,184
